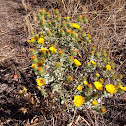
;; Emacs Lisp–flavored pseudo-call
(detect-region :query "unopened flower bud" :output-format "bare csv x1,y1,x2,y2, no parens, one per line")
45,12,50,19
54,9,59,15
91,46,96,51
54,62,61,69
84,18,88,24
37,67,45,75
56,15,61,22
47,30,52,37
95,73,100,78
71,48,78,56
90,51,94,56
67,23,72,28
58,49,64,57
64,17,70,22
31,55,38,63
81,31,86,37
95,52,101,58
86,62,90,67
85,37,90,44
30,48,35,55
40,8,46,15
60,30,65,37
101,107,106,113
61,21,67,27
66,75,73,82
77,15,82,22
88,84,92,88
118,74,123,79
67,56,74,64
37,13,41,20
52,20,57,26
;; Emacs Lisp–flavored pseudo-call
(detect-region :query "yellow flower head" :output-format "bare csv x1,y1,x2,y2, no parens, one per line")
120,85,126,91
28,39,31,43
41,47,48,53
49,46,57,53
37,38,44,44
73,95,85,107
91,61,97,65
36,78,45,86
105,84,117,94
84,81,88,85
92,100,97,106
29,37,35,43
31,64,37,68
77,85,83,91
74,59,82,66
64,17,70,19
94,81,103,90
87,34,91,38
72,23,80,29
106,64,111,70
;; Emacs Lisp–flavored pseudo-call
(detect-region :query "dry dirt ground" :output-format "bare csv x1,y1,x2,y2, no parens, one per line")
0,0,126,126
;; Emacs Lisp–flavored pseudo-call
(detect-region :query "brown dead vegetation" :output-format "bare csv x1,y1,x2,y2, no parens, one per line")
0,0,126,125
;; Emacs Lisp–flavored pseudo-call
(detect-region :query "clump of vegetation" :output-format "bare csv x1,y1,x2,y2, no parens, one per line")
27,8,126,114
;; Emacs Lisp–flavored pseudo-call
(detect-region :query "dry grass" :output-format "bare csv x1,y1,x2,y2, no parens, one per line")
0,0,126,125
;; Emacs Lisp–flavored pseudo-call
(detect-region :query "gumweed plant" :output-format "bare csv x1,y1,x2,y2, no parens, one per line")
27,8,126,114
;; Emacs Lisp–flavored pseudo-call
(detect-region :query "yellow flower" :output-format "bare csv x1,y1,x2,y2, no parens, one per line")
28,37,36,43
77,85,83,91
119,85,126,91
73,95,85,107
74,59,82,66
91,61,97,65
92,100,97,106
41,47,48,53
31,64,37,68
36,78,45,86
106,64,111,70
37,38,44,44
96,73,100,78
49,46,57,53
84,81,88,85
94,81,103,90
72,23,80,29
87,34,91,38
105,84,117,94
28,39,31,43
64,17,70,19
